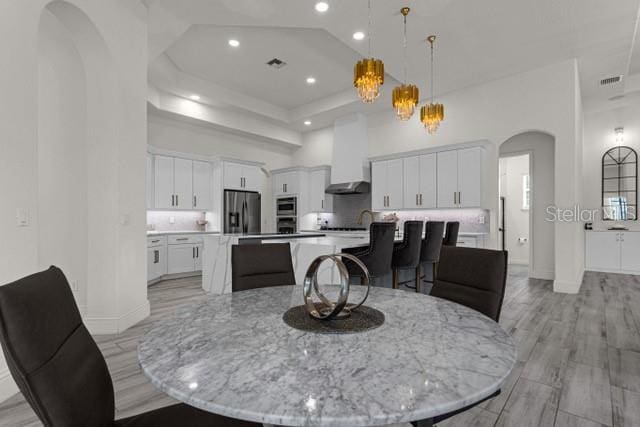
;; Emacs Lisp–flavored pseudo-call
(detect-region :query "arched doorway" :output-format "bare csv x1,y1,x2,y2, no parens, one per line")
37,1,123,322
500,131,555,280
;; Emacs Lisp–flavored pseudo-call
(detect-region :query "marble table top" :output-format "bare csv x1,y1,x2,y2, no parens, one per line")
138,286,516,427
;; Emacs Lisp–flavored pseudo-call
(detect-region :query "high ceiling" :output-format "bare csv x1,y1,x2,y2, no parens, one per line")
146,0,640,138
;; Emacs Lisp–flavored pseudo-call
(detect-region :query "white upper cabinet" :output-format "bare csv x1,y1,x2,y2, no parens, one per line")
372,159,404,210
173,158,193,209
192,160,212,210
155,155,175,209
436,151,459,208
436,147,482,208
309,168,333,213
403,154,437,209
273,171,300,196
223,162,261,192
457,147,482,208
372,145,484,211
153,154,212,210
146,153,154,209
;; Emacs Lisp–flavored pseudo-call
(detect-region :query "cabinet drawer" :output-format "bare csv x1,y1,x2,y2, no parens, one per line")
168,234,204,245
147,235,167,248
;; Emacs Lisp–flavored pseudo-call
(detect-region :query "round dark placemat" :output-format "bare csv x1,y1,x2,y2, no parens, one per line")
282,305,385,334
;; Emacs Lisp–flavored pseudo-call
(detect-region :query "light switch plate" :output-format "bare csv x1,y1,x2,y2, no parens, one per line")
16,208,29,227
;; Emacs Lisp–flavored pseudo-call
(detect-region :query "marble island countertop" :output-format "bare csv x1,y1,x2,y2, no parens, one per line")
147,230,220,236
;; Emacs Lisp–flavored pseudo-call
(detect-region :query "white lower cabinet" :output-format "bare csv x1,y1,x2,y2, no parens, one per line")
168,244,203,274
586,231,640,273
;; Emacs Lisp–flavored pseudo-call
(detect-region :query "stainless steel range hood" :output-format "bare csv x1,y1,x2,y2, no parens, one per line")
327,114,370,195
325,181,370,195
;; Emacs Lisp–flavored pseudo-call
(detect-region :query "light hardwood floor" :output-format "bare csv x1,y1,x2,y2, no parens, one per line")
1,268,640,426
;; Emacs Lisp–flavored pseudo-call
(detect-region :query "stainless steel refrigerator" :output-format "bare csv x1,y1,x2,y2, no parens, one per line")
224,190,261,234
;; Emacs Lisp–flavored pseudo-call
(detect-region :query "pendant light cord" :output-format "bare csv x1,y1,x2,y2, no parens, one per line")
367,0,372,58
429,39,435,103
403,13,408,84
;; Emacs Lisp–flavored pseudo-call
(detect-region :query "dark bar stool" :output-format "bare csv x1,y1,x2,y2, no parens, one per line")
342,222,396,286
443,221,460,246
391,221,424,290
231,243,295,292
417,221,445,292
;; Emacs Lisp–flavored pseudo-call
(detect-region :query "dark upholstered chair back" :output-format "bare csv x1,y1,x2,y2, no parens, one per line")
431,246,508,321
443,221,460,246
392,221,424,269
232,243,296,292
420,221,445,263
344,222,396,278
0,266,115,426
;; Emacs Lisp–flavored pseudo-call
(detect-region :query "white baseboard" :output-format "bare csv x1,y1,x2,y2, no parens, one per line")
530,268,555,280
84,300,150,335
553,268,584,294
509,260,529,266
0,367,18,403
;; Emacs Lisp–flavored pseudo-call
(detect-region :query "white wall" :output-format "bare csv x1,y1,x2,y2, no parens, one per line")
583,100,640,230
292,59,583,291
500,132,555,279
38,10,88,310
499,155,530,265
0,0,148,401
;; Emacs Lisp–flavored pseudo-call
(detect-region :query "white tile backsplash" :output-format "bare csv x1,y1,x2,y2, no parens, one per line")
147,211,206,232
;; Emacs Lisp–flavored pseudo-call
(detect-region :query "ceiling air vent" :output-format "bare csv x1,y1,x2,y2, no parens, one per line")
266,58,287,69
600,75,623,86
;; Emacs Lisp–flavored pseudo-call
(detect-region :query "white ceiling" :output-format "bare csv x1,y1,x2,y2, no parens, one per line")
146,0,640,137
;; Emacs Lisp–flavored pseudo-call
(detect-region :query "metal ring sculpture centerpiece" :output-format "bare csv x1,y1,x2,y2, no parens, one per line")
303,253,371,320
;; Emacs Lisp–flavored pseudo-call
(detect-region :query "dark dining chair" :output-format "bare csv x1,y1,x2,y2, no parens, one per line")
412,246,508,427
430,246,508,321
443,221,460,246
417,221,445,292
391,221,424,290
232,243,296,292
0,266,260,427
342,222,396,285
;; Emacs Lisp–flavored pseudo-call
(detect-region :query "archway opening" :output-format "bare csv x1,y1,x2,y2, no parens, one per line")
500,131,555,280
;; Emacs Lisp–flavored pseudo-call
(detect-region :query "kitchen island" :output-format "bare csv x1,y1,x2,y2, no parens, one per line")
201,233,370,294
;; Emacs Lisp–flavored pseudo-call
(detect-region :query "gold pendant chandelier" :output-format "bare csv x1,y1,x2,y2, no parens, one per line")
392,7,419,120
354,0,384,103
420,35,445,134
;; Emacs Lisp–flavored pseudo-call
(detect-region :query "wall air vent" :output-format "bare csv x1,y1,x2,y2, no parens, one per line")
266,58,287,69
600,75,623,86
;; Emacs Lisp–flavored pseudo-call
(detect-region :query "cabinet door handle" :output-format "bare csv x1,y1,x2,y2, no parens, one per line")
176,237,188,241
193,195,197,207
154,250,159,263
454,192,457,205
192,247,195,258
458,191,462,205
621,233,625,242
196,247,199,257
171,195,175,206
416,194,419,206
176,195,179,206
321,199,324,209
151,239,160,243
420,194,423,206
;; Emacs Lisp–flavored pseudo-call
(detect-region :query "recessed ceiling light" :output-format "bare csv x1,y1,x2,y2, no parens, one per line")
306,77,316,84
228,39,240,47
304,120,312,126
189,95,200,101
353,31,365,41
315,2,329,12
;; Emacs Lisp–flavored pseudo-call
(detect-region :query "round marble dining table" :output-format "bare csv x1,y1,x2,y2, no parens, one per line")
138,285,516,427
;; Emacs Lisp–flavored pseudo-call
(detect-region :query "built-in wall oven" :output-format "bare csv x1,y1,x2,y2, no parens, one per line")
277,217,297,234
276,197,297,216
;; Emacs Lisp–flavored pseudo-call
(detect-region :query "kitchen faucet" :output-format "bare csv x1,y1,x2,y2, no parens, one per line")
356,209,375,225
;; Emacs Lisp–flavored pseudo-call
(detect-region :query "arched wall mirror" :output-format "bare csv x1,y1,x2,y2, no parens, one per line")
602,146,638,220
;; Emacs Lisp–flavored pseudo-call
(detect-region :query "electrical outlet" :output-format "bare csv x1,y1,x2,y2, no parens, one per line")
169,216,175,224
478,215,485,224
